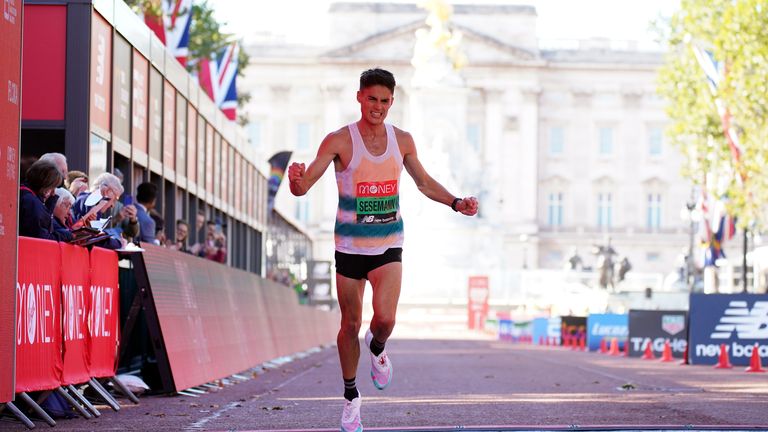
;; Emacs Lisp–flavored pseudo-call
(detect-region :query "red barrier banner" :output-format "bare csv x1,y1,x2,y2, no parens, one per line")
138,244,338,392
88,247,120,378
60,243,92,385
15,237,63,393
0,0,22,403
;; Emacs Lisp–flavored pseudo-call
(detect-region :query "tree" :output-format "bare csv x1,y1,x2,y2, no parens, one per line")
657,0,768,230
125,0,251,125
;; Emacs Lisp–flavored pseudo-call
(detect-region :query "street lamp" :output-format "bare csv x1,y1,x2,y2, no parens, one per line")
680,191,700,292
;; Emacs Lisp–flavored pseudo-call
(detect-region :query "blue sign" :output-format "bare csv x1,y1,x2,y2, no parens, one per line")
586,314,628,351
689,293,768,366
532,317,561,345
498,319,513,341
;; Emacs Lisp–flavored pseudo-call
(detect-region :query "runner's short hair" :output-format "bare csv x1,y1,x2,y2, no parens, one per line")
360,68,396,93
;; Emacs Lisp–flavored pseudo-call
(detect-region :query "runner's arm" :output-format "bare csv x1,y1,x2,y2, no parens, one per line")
401,132,478,215
288,134,339,196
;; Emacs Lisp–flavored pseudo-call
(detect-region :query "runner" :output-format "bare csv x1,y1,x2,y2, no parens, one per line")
288,68,478,431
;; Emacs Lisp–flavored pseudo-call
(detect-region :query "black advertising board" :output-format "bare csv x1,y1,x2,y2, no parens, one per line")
627,310,687,358
560,315,586,345
689,294,768,366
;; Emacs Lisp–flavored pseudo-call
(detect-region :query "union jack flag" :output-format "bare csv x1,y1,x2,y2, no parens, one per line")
198,43,240,121
144,0,193,66
691,44,743,169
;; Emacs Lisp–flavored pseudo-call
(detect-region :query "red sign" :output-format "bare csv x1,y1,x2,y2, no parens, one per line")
88,247,120,378
132,50,148,154
162,80,176,171
60,243,92,385
1,1,22,402
357,180,398,197
15,238,63,393
467,276,489,330
21,5,65,121
186,105,197,183
90,11,112,135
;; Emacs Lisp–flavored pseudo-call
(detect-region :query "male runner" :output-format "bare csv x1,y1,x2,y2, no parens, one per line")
288,68,478,431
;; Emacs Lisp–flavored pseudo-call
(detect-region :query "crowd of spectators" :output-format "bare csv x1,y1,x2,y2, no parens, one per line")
17,152,227,265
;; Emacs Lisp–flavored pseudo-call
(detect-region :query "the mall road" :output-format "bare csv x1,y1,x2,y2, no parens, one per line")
3,326,767,432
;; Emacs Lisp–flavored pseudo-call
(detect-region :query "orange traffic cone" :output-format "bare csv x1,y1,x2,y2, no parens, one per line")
623,340,629,357
679,345,688,365
608,337,620,356
641,341,655,360
579,335,586,351
599,338,607,353
714,343,732,369
745,343,765,373
660,340,674,362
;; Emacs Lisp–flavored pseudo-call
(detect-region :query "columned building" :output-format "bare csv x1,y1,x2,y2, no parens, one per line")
240,3,691,304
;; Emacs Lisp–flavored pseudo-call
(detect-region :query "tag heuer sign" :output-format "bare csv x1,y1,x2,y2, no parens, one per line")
661,314,685,336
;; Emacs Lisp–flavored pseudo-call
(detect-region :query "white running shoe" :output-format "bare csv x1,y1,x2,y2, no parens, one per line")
365,328,393,390
340,392,363,432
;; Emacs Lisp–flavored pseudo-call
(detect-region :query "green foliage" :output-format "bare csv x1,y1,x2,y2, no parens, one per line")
658,0,768,229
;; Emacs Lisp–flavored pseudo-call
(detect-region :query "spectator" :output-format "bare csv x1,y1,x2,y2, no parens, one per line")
51,188,75,242
71,172,125,249
135,182,158,244
65,170,89,197
190,220,226,263
103,170,139,241
39,152,68,182
149,209,165,246
19,160,63,240
169,219,190,253
195,210,205,243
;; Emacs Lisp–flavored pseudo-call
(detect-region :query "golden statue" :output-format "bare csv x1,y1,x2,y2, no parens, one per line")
412,0,467,86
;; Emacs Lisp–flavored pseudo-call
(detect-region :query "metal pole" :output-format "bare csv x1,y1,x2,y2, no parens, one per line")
742,228,748,293
688,217,695,292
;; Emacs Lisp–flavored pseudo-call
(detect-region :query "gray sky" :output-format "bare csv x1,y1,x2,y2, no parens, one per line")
207,0,679,46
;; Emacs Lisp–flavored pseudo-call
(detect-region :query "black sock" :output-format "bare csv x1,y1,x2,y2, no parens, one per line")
343,377,358,401
370,336,386,357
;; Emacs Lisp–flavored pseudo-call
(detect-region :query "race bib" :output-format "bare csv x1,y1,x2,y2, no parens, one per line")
356,180,398,224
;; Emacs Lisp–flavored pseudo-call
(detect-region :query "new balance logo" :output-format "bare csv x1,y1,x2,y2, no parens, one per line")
709,300,768,339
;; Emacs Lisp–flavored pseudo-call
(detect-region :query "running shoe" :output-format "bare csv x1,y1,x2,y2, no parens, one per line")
365,328,393,390
340,392,362,432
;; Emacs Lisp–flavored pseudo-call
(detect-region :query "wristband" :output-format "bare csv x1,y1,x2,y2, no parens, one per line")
451,197,462,212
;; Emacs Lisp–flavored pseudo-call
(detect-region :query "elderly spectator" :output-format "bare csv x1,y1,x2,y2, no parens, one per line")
135,182,158,244
39,152,68,181
169,219,190,252
72,172,122,222
65,170,89,197
19,160,63,240
51,188,75,242
71,173,126,249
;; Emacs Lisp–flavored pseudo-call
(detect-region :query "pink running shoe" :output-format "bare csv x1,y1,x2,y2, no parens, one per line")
365,329,393,390
340,393,362,432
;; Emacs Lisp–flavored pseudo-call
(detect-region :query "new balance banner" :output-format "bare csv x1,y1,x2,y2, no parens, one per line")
689,294,768,366
60,243,92,385
15,237,63,393
561,316,586,346
0,0,22,402
627,309,687,358
586,314,628,351
88,247,120,378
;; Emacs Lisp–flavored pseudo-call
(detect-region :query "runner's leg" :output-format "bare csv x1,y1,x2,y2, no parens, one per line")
367,261,402,343
336,273,366,380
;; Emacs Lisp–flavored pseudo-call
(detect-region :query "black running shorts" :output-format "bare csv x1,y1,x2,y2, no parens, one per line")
334,248,403,280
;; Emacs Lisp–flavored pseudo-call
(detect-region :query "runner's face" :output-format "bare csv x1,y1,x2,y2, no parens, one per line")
357,85,393,125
